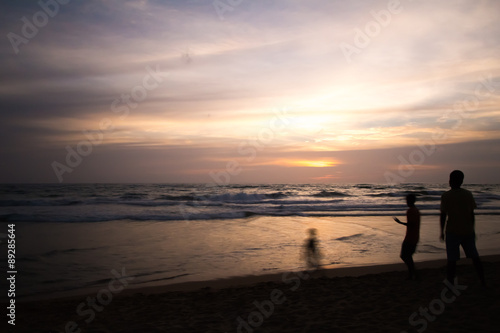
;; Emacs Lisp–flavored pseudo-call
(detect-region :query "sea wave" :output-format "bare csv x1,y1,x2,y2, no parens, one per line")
119,192,149,200
334,233,364,241
0,199,83,207
311,190,350,197
1,183,499,222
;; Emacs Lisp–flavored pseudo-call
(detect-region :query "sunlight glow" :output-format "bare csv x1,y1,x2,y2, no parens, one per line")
280,160,339,168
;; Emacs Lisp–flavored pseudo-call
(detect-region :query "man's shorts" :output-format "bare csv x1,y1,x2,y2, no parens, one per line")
445,232,479,261
400,241,417,260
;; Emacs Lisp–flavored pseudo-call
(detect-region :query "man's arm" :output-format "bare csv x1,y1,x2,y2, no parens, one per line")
471,210,475,232
471,192,476,232
440,211,446,241
440,195,446,241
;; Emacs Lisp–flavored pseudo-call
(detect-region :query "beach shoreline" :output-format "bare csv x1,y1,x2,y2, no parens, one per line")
12,214,500,301
20,254,500,303
12,254,500,332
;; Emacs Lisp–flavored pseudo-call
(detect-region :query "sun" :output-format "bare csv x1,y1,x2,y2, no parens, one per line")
292,160,337,167
274,159,339,168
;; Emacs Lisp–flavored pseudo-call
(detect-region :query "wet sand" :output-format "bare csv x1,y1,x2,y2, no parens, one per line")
11,255,500,332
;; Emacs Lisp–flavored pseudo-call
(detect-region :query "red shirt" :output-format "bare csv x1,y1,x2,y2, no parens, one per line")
404,206,420,244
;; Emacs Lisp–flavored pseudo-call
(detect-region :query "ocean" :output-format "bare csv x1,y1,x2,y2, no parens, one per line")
1,183,499,299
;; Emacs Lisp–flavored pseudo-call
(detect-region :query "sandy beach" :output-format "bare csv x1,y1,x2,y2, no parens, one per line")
11,254,500,333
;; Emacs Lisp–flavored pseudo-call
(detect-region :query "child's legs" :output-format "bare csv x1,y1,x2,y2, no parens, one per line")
400,241,417,275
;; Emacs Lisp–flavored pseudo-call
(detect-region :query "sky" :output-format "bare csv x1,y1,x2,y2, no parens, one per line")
1,0,500,184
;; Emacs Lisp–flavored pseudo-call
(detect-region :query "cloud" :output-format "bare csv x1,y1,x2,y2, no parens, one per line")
1,0,500,183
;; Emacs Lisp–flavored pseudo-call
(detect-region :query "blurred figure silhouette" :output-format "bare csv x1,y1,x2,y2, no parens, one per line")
440,170,486,287
394,193,420,280
303,228,322,270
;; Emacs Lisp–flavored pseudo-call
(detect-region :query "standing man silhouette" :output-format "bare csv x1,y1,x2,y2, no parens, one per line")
440,170,486,286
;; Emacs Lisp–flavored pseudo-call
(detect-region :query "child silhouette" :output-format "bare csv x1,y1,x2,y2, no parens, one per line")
394,193,420,280
303,228,322,270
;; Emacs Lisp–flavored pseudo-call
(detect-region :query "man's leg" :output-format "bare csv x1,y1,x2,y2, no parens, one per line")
472,257,486,287
462,235,486,286
446,260,456,285
445,233,460,285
